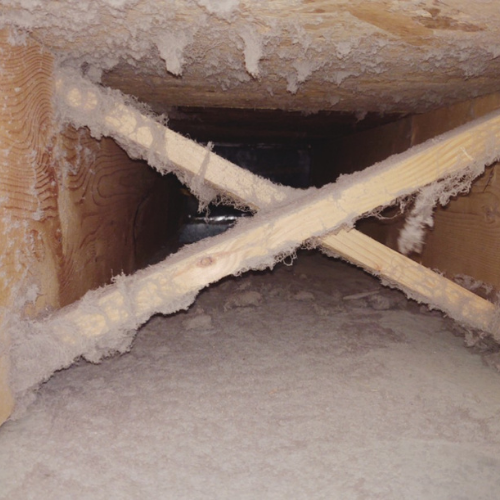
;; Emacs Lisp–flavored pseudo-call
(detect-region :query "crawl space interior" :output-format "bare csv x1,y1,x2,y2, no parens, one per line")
1,1,500,498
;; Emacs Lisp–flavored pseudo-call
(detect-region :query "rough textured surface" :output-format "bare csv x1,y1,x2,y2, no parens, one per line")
9,78,500,414
1,1,500,113
1,252,500,499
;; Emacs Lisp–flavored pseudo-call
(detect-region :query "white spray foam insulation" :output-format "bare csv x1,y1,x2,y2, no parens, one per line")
156,31,193,76
239,27,264,78
1,1,500,111
398,165,486,255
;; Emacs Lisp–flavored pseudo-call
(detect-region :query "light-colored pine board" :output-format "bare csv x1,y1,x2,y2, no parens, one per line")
12,70,500,405
321,230,497,334
38,98,500,349
56,70,297,210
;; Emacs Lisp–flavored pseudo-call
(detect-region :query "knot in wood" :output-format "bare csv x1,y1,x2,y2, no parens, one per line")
198,256,215,267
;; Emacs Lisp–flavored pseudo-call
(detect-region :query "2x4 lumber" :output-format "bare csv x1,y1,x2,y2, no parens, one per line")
56,70,294,211
30,111,500,369
56,72,500,336
320,230,497,334
0,30,57,424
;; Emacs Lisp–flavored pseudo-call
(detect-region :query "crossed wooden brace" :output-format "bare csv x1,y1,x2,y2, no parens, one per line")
44,71,500,359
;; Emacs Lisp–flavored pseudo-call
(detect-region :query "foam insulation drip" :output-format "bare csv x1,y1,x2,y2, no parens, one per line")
239,27,264,79
191,141,215,212
195,0,240,18
398,164,486,255
2,1,500,113
156,31,193,76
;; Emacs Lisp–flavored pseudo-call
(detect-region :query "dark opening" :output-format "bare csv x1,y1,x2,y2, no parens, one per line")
138,106,408,265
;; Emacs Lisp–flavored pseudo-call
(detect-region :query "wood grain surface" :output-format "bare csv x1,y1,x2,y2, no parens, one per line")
420,164,500,287
0,28,57,423
55,125,178,307
0,29,178,425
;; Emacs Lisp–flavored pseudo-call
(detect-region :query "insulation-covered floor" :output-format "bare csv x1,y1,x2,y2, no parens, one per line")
1,251,500,499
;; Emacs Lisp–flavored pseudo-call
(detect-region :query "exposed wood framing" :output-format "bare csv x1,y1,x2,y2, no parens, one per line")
324,91,500,290
39,72,500,349
0,30,56,424
52,126,180,307
5,62,500,425
0,31,179,424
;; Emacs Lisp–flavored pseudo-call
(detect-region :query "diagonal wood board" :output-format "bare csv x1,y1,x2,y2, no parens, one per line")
53,70,500,339
14,69,500,396
11,69,500,399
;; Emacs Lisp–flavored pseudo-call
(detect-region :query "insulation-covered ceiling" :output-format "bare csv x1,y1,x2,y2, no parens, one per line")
2,0,500,114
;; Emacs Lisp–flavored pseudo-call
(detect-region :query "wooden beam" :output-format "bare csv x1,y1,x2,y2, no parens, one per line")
55,71,500,335
56,70,294,211
0,29,57,424
320,230,497,333
26,102,500,377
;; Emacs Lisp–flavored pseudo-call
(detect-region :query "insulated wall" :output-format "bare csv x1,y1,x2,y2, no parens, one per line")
0,30,177,424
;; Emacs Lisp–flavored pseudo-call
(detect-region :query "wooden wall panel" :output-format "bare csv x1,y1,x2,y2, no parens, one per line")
315,91,500,291
311,117,412,187
419,164,500,287
0,29,59,424
0,30,179,425
54,126,179,307
412,95,500,289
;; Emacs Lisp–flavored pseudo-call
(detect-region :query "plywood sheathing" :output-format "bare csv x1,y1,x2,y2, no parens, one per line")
0,30,56,423
0,29,179,424
414,95,500,287
323,92,500,290
421,162,500,288
53,127,181,307
1,1,500,114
